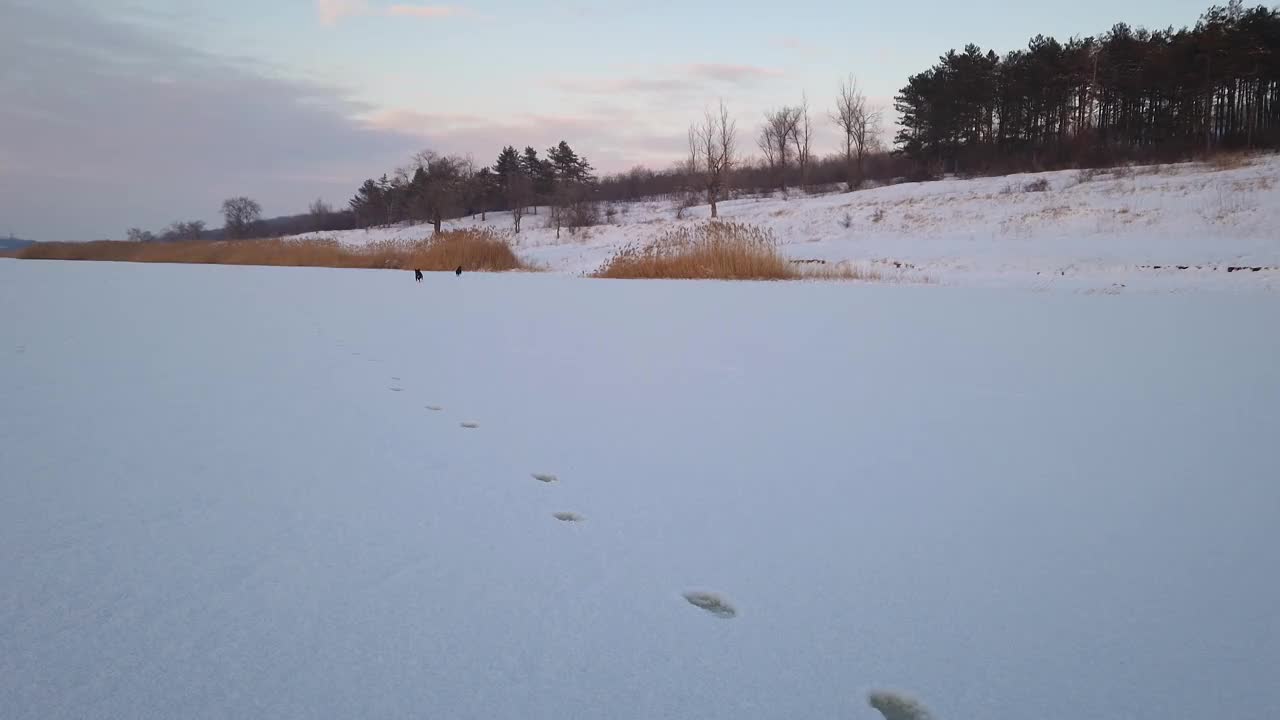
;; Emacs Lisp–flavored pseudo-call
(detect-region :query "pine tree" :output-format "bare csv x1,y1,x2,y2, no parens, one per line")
534,158,557,197
493,146,525,211
349,179,384,228
409,166,430,223
547,141,577,181
473,167,497,220
521,147,541,177
521,147,543,213
494,146,522,180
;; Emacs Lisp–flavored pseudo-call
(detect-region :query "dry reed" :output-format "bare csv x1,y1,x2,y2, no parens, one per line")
18,229,525,272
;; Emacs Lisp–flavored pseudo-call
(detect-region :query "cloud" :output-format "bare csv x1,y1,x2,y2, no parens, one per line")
0,1,423,240
554,63,783,102
362,109,687,174
316,1,469,23
683,63,783,85
772,36,831,58
386,4,466,18
316,0,369,25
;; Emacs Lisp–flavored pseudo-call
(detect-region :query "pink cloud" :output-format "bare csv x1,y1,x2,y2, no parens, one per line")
682,63,783,85
316,0,369,25
317,1,469,24
553,63,783,101
359,108,687,173
386,4,466,18
772,36,832,57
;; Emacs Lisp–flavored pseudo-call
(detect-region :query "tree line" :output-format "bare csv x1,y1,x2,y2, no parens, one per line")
126,196,358,243
894,1,1280,174
118,2,1276,242
346,141,597,235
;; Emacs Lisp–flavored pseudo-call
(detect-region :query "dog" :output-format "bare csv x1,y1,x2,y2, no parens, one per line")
455,266,462,276
414,269,423,282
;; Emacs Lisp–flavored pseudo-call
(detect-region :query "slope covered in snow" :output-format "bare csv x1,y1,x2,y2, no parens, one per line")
290,155,1280,292
2,259,1278,720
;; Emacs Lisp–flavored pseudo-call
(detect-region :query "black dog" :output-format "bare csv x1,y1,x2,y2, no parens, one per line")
414,269,423,282
455,266,462,276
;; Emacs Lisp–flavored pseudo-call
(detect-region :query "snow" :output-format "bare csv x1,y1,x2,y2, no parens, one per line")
288,155,1280,293
2,258,1279,720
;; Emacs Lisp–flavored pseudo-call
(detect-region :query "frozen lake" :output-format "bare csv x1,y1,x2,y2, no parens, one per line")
2,259,1277,720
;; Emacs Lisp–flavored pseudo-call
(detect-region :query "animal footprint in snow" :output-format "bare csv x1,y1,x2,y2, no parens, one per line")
389,387,404,392
682,591,737,619
532,473,558,484
460,422,479,429
552,511,584,523
424,405,443,412
391,376,401,381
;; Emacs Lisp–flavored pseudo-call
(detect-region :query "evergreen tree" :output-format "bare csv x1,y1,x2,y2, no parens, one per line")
473,167,498,220
533,158,557,197
408,166,431,223
494,146,523,180
892,3,1280,173
349,179,384,228
547,140,595,183
520,147,541,177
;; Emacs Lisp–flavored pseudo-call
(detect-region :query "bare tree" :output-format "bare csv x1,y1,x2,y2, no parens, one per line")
407,151,467,234
687,100,737,218
758,105,802,191
457,155,482,218
308,198,332,218
505,172,532,233
830,75,883,190
221,197,262,239
425,156,465,234
792,95,813,189
126,227,157,243
162,220,206,241
307,198,332,231
549,185,567,240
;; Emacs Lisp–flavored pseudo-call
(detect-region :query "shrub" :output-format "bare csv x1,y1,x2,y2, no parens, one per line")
566,200,601,231
1208,151,1252,171
1075,167,1103,184
1023,177,1050,192
674,192,699,220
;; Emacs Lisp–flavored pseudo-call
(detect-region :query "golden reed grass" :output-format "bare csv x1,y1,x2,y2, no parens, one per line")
594,221,883,281
18,229,525,272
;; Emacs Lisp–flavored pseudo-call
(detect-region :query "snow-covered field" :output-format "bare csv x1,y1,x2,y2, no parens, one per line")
2,258,1278,720
290,155,1280,293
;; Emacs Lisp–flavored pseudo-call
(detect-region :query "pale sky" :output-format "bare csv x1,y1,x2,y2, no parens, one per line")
0,0,1214,240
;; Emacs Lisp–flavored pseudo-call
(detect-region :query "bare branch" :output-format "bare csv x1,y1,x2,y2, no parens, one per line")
830,75,882,190
758,105,801,191
688,100,738,218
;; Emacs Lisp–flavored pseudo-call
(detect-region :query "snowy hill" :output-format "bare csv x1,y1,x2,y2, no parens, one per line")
289,155,1280,293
